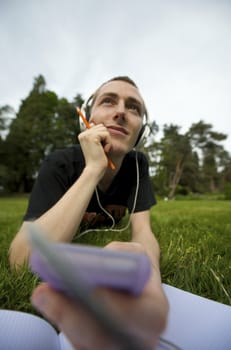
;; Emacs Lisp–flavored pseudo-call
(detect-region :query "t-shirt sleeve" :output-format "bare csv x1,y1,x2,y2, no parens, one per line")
127,152,156,213
23,151,73,221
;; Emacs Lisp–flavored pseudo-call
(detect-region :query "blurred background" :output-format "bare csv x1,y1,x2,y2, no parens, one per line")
0,0,231,198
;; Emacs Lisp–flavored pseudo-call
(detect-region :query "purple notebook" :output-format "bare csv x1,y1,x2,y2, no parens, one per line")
28,224,151,296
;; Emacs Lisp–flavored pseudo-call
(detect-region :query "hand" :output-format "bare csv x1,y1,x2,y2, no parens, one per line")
78,123,112,174
31,242,168,350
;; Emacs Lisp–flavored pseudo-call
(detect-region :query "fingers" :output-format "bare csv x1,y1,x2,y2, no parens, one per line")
78,124,113,171
31,276,165,350
105,241,146,254
79,124,112,153
31,283,116,350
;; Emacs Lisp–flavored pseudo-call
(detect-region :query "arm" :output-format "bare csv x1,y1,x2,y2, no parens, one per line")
130,210,161,273
130,210,166,297
9,124,112,269
9,166,102,268
101,211,169,346
131,210,168,322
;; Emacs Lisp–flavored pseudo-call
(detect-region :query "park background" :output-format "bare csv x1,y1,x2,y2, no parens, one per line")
0,0,230,313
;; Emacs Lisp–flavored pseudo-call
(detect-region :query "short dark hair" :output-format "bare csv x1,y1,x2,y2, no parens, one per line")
105,76,138,88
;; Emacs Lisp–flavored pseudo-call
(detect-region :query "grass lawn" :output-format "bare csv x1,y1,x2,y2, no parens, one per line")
0,195,230,315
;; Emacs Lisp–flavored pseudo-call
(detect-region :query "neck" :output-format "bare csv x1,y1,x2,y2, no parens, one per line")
98,156,123,192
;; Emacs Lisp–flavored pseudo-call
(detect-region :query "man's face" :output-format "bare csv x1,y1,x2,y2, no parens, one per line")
90,80,145,155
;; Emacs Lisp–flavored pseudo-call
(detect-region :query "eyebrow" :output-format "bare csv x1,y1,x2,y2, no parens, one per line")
97,93,144,112
97,92,119,101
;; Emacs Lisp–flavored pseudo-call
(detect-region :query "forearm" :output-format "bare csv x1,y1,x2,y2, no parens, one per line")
130,212,169,332
9,166,101,268
35,166,101,241
132,229,162,281
130,211,163,285
132,230,160,264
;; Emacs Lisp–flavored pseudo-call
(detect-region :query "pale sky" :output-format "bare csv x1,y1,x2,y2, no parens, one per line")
1,0,230,152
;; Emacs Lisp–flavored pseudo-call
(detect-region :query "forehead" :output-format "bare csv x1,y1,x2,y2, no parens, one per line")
95,80,144,104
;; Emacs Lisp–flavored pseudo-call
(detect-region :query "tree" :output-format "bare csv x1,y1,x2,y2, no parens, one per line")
147,120,230,197
4,75,82,192
0,105,15,137
0,105,15,191
151,124,194,198
188,120,227,192
179,151,201,193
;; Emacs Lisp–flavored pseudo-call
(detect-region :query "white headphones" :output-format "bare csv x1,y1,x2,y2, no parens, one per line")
79,94,151,148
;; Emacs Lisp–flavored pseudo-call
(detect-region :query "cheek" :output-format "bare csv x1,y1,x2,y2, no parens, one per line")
88,107,97,123
89,110,105,124
88,114,97,123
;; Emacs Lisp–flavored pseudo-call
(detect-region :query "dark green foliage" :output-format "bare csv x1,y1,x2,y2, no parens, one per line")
1,75,83,192
146,120,230,198
224,182,231,200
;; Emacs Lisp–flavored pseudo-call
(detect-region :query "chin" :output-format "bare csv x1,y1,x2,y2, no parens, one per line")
110,137,136,155
110,143,133,157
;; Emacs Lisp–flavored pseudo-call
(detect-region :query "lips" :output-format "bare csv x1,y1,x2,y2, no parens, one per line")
107,125,128,136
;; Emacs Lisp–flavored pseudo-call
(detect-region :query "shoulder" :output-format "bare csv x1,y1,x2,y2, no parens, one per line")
124,150,149,170
44,145,84,167
125,150,148,162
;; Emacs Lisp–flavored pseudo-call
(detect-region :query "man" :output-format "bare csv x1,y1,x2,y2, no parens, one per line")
9,76,169,349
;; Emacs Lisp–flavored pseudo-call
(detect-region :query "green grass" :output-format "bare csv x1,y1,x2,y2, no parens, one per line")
151,200,231,304
0,196,230,315
0,196,39,314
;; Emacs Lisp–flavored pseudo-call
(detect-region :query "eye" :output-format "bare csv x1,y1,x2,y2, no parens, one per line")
127,102,142,116
101,97,115,105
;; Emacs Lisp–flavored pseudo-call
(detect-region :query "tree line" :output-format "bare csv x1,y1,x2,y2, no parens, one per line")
1,75,231,198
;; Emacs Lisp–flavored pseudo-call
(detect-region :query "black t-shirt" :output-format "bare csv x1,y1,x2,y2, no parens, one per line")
24,145,156,227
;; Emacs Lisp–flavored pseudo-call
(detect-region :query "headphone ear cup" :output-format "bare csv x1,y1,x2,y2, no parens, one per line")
134,124,150,147
79,115,87,132
79,95,93,132
84,104,91,121
79,101,91,132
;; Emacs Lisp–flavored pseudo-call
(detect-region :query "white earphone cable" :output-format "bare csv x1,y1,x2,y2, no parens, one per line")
77,151,139,239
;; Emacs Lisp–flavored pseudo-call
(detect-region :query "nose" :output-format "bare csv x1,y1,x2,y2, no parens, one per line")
113,101,126,122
